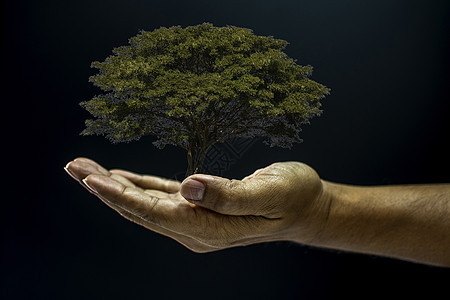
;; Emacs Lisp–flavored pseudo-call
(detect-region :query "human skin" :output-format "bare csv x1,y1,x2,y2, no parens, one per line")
64,157,450,267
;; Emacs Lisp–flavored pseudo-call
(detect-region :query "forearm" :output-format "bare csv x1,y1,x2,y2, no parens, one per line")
309,181,450,267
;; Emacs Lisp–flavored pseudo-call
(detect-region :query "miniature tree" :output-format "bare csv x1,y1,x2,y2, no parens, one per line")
80,23,330,178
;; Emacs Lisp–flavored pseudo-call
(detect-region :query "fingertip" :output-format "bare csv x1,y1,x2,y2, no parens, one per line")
180,174,217,201
64,161,72,171
82,174,106,193
180,178,206,201
65,161,72,169
84,174,125,196
82,177,98,194
64,164,78,180
167,180,182,193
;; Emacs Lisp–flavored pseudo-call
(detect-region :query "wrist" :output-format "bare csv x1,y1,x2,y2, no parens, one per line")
304,180,343,247
285,178,334,246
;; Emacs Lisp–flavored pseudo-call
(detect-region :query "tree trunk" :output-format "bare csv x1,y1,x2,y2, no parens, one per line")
193,147,208,174
185,148,194,178
185,146,209,178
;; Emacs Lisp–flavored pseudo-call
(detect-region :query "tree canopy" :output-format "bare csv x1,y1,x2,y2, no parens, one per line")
80,23,330,175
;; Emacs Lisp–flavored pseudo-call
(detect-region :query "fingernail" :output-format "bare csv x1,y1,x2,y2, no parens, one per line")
82,178,98,194
181,179,205,201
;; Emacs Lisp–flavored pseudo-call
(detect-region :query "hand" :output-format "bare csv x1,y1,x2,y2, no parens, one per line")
64,157,329,252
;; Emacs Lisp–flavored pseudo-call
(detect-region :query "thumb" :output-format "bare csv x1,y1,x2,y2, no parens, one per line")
180,173,272,216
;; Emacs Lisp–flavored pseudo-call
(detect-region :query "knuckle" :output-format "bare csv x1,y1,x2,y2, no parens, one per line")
217,179,249,212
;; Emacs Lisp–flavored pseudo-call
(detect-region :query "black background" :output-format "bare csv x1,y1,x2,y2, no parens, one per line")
2,0,449,299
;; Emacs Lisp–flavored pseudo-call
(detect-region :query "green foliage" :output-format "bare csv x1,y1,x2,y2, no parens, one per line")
80,22,330,150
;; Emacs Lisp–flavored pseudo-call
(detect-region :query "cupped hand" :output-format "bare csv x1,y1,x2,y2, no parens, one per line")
64,157,329,252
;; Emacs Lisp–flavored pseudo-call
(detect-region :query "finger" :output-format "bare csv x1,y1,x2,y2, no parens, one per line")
110,173,138,189
107,173,170,199
64,158,112,195
83,174,182,228
65,158,139,191
180,173,282,217
65,159,221,251
83,181,217,253
110,169,181,193
73,157,110,174
65,158,178,206
64,158,110,182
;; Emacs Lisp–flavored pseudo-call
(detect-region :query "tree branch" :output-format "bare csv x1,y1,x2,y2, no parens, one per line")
214,103,261,141
215,120,255,143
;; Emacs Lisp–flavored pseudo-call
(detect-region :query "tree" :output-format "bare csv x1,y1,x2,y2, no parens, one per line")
80,23,330,178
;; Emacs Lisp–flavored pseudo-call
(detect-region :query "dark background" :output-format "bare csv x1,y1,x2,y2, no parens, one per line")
2,0,449,299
